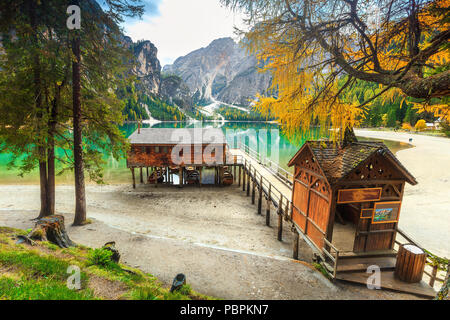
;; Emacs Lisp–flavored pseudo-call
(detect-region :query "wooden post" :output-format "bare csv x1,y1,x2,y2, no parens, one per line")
430,265,438,287
266,184,271,226
178,167,183,188
257,176,262,215
238,166,241,187
155,167,158,188
131,168,136,189
284,201,289,221
242,165,246,191
293,230,299,260
233,165,236,183
246,164,251,197
140,167,143,183
277,197,283,241
146,167,149,180
251,169,256,205
199,167,202,187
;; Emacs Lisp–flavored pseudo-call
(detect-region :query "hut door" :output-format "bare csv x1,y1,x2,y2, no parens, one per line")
354,217,396,252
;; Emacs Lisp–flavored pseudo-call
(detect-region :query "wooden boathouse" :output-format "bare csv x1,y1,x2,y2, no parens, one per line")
126,127,239,187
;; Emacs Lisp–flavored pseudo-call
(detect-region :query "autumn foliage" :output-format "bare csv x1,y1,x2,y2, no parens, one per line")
222,0,450,140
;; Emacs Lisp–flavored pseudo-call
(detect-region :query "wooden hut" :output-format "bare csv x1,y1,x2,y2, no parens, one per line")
127,127,232,187
288,140,419,280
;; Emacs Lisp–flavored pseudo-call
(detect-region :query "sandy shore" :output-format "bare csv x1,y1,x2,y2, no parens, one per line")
355,129,450,258
0,184,420,299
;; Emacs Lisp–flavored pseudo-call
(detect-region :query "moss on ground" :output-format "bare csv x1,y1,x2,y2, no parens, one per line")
0,227,213,300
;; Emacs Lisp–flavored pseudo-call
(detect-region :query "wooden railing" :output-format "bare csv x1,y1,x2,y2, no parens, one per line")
323,238,340,279
237,142,294,188
395,227,449,290
239,159,293,244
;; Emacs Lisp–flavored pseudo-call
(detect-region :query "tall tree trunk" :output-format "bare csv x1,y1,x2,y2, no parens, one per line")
29,0,49,219
71,16,87,226
46,88,59,216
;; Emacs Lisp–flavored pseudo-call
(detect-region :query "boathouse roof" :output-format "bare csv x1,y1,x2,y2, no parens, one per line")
288,140,417,185
129,128,227,145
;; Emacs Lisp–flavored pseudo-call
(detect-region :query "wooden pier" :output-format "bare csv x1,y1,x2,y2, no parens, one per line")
229,146,294,244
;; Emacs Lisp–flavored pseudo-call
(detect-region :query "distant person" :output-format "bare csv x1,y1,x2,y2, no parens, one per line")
409,138,413,143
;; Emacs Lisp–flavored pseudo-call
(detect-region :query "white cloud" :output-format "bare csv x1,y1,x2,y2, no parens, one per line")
123,0,246,66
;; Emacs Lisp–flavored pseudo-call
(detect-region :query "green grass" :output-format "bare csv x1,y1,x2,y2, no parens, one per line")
0,250,73,281
0,277,95,300
0,227,214,300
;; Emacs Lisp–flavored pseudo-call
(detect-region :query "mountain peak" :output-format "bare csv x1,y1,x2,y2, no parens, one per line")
162,37,271,106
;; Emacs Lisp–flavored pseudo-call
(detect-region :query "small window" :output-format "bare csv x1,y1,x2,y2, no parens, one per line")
162,146,168,153
145,147,151,154
154,146,160,153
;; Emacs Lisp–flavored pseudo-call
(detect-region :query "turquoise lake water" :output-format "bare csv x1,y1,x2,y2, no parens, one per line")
0,121,411,185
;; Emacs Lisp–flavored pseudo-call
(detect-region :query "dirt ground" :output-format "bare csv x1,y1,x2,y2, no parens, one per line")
0,183,421,299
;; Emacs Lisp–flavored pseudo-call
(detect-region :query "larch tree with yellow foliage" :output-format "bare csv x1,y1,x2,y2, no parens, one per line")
221,0,449,140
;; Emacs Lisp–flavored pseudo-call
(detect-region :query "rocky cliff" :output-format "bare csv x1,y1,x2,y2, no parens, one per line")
125,38,161,96
162,37,272,106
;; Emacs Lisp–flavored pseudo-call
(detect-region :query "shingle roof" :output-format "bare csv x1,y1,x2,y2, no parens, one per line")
289,140,417,185
128,128,226,145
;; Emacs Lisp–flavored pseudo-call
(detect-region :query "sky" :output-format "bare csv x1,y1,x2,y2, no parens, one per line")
122,0,247,66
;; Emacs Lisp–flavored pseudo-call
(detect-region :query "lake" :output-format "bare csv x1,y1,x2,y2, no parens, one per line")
0,121,412,185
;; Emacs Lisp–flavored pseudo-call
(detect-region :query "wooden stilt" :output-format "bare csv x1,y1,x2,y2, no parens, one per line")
155,167,158,188
266,184,271,226
251,169,256,204
238,166,241,187
199,167,202,187
178,167,183,188
246,165,251,197
146,167,149,179
131,168,136,189
293,230,299,260
277,197,283,241
284,201,289,221
233,165,236,183
242,166,246,191
257,176,262,214
140,167,143,183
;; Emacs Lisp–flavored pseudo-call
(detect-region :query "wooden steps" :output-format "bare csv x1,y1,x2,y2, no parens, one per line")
336,271,436,299
336,256,397,273
338,249,397,259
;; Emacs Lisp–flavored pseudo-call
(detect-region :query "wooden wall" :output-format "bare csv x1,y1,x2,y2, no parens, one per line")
127,144,226,167
291,147,331,250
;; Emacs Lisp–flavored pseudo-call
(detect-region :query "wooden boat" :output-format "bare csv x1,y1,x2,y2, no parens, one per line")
169,166,179,174
185,167,200,185
147,169,165,184
222,169,233,185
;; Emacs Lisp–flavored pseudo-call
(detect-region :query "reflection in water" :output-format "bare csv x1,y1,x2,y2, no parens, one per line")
0,121,412,184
